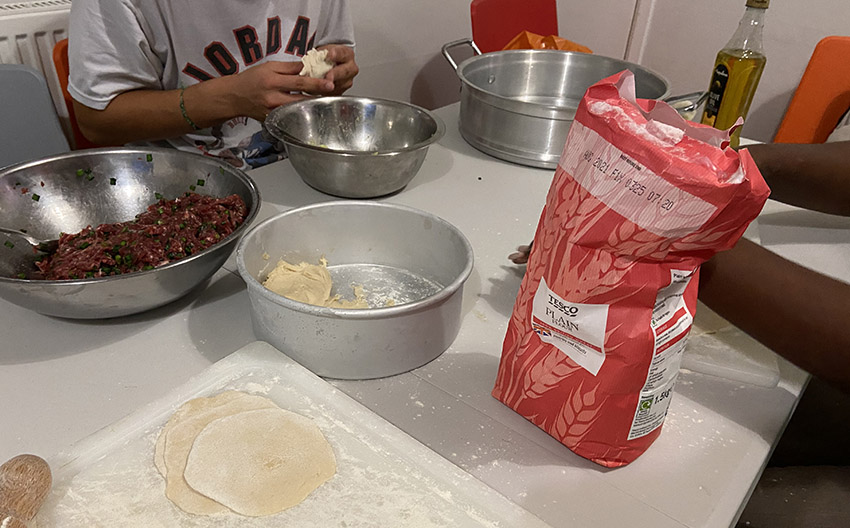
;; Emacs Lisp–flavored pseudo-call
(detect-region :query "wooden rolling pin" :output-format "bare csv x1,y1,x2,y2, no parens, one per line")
0,455,52,528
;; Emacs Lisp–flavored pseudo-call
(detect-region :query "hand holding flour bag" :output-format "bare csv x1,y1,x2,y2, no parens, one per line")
492,71,770,467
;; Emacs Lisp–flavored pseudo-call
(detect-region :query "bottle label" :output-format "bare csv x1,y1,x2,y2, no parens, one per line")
746,0,769,8
702,63,729,125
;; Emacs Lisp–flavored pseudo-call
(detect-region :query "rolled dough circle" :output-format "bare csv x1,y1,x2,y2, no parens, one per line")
182,407,337,517
154,390,248,477
159,391,279,514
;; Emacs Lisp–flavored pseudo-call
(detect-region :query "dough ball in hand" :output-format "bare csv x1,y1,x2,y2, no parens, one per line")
299,49,334,79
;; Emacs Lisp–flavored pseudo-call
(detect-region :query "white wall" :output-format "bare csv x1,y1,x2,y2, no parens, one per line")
344,0,470,109
626,0,850,141
348,0,639,109
557,0,637,58
351,0,850,141
4,0,845,141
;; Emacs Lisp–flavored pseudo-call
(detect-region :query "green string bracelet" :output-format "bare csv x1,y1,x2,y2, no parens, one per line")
179,87,201,131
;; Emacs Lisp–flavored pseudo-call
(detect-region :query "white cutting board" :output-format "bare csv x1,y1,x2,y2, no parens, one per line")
682,302,781,388
36,342,550,528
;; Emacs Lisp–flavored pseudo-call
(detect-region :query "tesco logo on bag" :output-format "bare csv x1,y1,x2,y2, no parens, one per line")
547,296,580,317
531,279,608,375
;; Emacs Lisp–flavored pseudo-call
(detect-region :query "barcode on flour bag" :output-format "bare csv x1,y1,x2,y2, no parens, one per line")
492,70,770,468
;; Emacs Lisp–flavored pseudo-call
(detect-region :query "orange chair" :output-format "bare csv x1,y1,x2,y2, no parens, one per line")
470,0,558,53
52,38,99,149
774,36,850,144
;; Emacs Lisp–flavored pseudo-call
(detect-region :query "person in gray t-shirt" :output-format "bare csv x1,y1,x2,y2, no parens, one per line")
68,0,358,169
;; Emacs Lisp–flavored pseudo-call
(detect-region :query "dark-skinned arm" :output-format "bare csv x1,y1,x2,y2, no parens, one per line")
699,234,850,393
698,141,850,391
746,141,850,216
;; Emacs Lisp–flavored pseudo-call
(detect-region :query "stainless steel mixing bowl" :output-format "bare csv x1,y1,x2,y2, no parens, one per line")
0,148,260,318
236,201,474,379
264,96,445,198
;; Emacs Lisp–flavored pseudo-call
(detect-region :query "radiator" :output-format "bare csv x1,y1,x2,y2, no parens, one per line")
0,0,72,142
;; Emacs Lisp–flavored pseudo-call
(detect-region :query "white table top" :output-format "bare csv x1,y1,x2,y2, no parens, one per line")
5,103,846,528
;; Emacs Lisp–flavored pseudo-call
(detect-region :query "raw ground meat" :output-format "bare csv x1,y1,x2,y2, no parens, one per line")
34,192,246,280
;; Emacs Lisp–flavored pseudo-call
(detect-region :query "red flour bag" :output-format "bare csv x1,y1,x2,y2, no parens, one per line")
492,70,770,467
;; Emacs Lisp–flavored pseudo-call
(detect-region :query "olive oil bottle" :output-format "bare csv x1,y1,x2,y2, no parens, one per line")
700,0,768,147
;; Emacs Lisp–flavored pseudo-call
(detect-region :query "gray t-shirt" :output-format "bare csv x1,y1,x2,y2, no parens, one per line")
68,0,354,169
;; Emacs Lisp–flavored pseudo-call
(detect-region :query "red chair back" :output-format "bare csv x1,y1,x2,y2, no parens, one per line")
470,0,558,53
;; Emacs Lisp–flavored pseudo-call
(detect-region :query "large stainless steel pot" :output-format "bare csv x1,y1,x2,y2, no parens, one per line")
442,39,672,169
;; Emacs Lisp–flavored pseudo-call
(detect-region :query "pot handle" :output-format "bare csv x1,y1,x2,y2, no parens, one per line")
441,38,482,72
663,91,709,119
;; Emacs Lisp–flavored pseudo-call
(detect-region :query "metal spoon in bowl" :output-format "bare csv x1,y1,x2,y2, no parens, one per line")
0,226,59,254
0,227,56,279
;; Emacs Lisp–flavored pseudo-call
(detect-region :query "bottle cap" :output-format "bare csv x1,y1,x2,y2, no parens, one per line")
746,0,769,8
